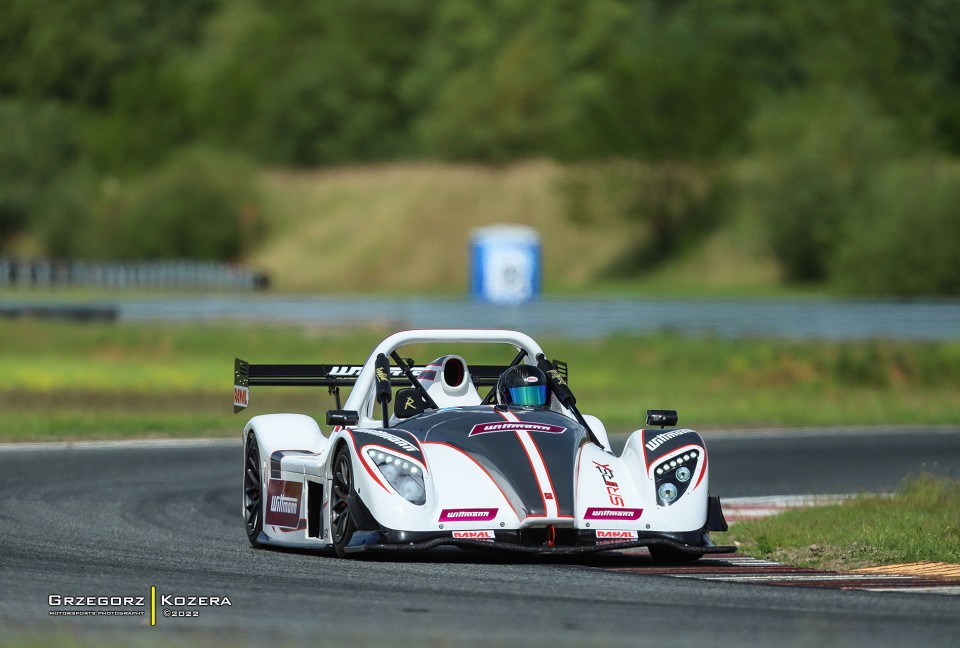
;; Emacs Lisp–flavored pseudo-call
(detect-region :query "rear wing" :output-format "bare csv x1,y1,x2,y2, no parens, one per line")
233,358,564,413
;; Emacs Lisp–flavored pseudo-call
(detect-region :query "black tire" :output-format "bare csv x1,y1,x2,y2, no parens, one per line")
648,544,704,563
243,433,264,548
330,444,357,558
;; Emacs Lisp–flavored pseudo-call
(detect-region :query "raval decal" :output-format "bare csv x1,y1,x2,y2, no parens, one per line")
596,529,638,539
233,385,249,408
452,530,495,540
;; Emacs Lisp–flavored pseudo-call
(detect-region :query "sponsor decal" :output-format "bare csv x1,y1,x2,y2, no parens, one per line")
584,507,643,520
469,421,566,436
233,385,248,408
592,461,626,507
328,365,423,378
270,494,297,514
439,508,498,522
597,529,637,540
645,429,690,451
361,429,419,453
375,366,389,382
596,529,639,540
329,365,364,377
265,479,302,527
452,530,495,540
524,375,539,383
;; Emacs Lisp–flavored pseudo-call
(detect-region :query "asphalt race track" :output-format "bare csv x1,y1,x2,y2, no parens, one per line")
1,429,958,647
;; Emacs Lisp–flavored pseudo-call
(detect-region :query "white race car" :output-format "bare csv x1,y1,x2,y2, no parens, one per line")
234,329,732,560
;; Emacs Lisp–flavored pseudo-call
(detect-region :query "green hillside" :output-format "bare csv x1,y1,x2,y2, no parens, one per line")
253,161,779,294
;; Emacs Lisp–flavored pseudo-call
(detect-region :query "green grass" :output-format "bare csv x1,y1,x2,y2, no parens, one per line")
2,319,959,441
716,474,960,569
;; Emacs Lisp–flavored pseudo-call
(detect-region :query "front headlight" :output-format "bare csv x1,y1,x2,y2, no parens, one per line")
366,449,426,505
653,450,699,506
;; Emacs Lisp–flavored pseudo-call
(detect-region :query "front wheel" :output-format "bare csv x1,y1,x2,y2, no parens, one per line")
330,444,357,558
243,433,263,547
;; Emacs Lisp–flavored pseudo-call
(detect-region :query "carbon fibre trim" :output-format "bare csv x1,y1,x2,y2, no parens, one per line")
342,528,735,555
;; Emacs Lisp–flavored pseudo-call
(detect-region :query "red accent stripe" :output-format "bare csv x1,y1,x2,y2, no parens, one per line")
640,429,649,468
345,430,391,494
422,441,517,517
496,410,550,515
526,426,570,517
694,449,708,491
498,409,569,518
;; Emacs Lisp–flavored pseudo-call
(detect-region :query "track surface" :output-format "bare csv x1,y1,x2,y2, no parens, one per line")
1,429,958,647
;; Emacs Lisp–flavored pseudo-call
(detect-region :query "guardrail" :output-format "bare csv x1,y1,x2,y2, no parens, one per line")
0,259,270,291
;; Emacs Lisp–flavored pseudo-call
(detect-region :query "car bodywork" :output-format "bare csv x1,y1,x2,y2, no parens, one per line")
235,328,732,559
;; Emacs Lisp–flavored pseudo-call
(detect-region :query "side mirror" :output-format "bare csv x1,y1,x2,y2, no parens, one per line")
394,388,425,419
327,410,360,426
646,409,678,428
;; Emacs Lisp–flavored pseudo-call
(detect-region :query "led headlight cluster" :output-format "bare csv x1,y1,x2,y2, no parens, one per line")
365,449,426,505
653,450,699,506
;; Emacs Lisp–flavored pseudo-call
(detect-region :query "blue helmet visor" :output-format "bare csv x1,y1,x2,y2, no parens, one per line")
508,384,547,406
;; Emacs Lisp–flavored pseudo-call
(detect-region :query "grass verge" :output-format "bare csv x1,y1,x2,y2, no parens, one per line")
715,474,960,570
3,319,959,441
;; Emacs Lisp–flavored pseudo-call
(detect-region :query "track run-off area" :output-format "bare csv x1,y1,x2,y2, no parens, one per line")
1,427,958,647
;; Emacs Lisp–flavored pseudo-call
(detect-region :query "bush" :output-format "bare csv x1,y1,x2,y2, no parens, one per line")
558,160,718,272
88,147,262,261
0,100,79,246
742,88,903,282
831,158,960,296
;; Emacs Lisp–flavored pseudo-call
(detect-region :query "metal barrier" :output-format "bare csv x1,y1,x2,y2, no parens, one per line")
0,259,270,291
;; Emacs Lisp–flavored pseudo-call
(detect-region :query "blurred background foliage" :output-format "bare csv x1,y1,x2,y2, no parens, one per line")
1,0,959,294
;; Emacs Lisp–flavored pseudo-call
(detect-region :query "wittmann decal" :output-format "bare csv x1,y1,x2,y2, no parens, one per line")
643,428,704,468
469,422,566,436
644,429,690,451
360,430,419,453
584,507,643,520
439,508,498,522
265,479,302,527
327,365,424,378
452,530,495,540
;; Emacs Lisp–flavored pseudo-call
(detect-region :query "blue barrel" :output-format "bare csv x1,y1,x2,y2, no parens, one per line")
470,225,541,304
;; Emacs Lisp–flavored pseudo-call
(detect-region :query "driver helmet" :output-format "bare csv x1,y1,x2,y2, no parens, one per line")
497,365,551,407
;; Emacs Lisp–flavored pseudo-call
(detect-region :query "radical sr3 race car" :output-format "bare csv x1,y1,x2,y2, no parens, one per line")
234,329,732,560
